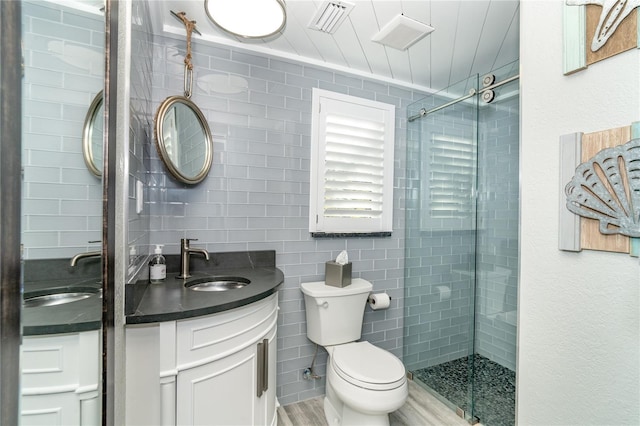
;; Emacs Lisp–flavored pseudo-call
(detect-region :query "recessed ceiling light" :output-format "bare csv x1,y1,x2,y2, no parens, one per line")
204,0,286,40
372,15,434,51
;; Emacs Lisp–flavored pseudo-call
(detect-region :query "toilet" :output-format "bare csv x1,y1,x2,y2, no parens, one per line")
301,278,408,426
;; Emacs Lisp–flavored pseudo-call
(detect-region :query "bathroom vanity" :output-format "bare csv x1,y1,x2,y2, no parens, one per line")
21,259,103,426
21,330,101,425
125,250,283,426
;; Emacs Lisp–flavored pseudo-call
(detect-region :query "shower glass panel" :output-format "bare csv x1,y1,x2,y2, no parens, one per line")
404,73,480,422
404,61,519,426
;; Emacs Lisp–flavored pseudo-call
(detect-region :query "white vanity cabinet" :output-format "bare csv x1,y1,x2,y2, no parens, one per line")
126,293,278,426
20,330,101,426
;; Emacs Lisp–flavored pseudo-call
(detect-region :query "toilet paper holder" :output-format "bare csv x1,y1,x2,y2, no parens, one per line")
367,292,392,311
367,293,391,304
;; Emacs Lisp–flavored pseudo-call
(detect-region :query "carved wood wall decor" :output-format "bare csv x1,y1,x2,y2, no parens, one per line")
564,1,640,74
559,122,640,256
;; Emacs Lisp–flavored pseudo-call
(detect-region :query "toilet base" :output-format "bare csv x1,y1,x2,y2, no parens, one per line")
323,376,393,426
324,396,391,426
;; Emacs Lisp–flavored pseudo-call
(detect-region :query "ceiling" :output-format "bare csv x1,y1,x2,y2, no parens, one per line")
147,0,520,92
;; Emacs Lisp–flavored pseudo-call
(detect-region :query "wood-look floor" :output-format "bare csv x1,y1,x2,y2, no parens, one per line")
278,379,469,426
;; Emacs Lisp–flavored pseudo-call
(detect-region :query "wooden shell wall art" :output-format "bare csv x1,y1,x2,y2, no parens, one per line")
559,123,640,256
563,0,640,74
565,139,640,237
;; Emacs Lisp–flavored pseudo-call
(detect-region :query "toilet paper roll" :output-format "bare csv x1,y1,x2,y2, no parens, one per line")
436,285,451,301
368,293,391,310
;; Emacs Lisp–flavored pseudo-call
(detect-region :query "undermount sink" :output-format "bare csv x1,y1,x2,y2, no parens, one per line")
23,288,101,308
185,276,251,292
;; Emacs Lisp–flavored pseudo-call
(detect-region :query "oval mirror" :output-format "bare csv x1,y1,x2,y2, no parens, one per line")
82,91,104,177
154,96,213,184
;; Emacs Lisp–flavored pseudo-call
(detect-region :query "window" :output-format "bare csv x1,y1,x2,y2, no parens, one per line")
309,89,395,236
420,134,477,231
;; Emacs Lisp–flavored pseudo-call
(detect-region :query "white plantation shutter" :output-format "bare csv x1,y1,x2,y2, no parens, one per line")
310,89,395,234
421,134,476,231
429,136,475,218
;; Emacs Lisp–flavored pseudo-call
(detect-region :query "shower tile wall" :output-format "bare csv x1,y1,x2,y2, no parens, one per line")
146,34,428,405
404,73,519,374
21,1,104,259
475,84,519,371
404,92,478,371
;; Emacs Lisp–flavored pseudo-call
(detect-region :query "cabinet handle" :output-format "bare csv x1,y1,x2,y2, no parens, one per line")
256,338,269,397
262,338,269,394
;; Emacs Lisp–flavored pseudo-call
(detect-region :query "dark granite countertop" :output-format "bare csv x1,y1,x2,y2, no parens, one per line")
22,258,102,336
125,250,284,325
21,251,283,334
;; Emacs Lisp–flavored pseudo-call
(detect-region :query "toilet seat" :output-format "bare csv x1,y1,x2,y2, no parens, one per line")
330,341,405,391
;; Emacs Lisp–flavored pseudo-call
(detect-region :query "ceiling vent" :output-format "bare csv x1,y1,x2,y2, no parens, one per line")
372,14,434,51
309,1,355,34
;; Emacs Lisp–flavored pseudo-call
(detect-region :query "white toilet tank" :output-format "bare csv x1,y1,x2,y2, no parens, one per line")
301,278,373,346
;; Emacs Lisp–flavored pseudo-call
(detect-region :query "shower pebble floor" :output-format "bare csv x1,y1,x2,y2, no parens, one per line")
413,354,515,426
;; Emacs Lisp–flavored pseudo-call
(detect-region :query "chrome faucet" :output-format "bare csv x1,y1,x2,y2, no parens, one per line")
70,250,101,267
178,238,209,279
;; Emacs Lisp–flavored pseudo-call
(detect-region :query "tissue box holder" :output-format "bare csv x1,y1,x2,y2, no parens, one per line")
325,261,352,287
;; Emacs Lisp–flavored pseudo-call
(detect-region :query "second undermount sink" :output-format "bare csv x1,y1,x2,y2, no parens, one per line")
23,288,101,308
185,276,251,292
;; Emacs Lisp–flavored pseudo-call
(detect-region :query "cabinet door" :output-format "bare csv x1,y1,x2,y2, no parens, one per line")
176,342,260,426
259,326,277,426
20,392,78,426
254,324,278,426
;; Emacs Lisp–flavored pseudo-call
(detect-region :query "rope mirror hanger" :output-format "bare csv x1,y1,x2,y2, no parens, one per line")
153,11,213,185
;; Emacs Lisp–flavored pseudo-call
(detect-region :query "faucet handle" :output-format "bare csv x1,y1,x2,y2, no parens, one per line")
181,238,199,248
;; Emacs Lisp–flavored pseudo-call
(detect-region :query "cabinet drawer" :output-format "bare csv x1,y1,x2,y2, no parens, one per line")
21,330,100,393
176,294,278,369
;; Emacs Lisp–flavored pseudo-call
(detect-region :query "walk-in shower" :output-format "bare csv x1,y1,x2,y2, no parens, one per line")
404,61,519,426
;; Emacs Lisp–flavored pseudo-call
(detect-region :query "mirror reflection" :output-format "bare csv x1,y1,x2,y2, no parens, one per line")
82,91,104,177
154,95,213,184
21,1,104,424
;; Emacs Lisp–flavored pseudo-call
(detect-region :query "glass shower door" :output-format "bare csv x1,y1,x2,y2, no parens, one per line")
404,61,519,426
471,61,519,426
404,74,480,423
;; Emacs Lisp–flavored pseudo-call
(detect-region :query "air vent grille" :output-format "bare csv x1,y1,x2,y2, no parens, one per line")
309,1,355,34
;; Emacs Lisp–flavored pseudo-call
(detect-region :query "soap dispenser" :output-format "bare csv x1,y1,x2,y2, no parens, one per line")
149,244,166,283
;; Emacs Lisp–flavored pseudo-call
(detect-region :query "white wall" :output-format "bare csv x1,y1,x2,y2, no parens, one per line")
519,2,640,425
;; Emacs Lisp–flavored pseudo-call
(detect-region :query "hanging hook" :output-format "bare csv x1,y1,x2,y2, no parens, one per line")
170,10,202,36
184,64,193,98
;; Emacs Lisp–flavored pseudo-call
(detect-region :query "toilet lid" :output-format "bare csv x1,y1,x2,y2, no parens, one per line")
331,341,405,390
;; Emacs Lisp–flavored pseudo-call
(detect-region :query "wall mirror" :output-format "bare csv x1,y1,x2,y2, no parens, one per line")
154,95,213,184
83,91,104,177
20,1,104,423
154,11,213,185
